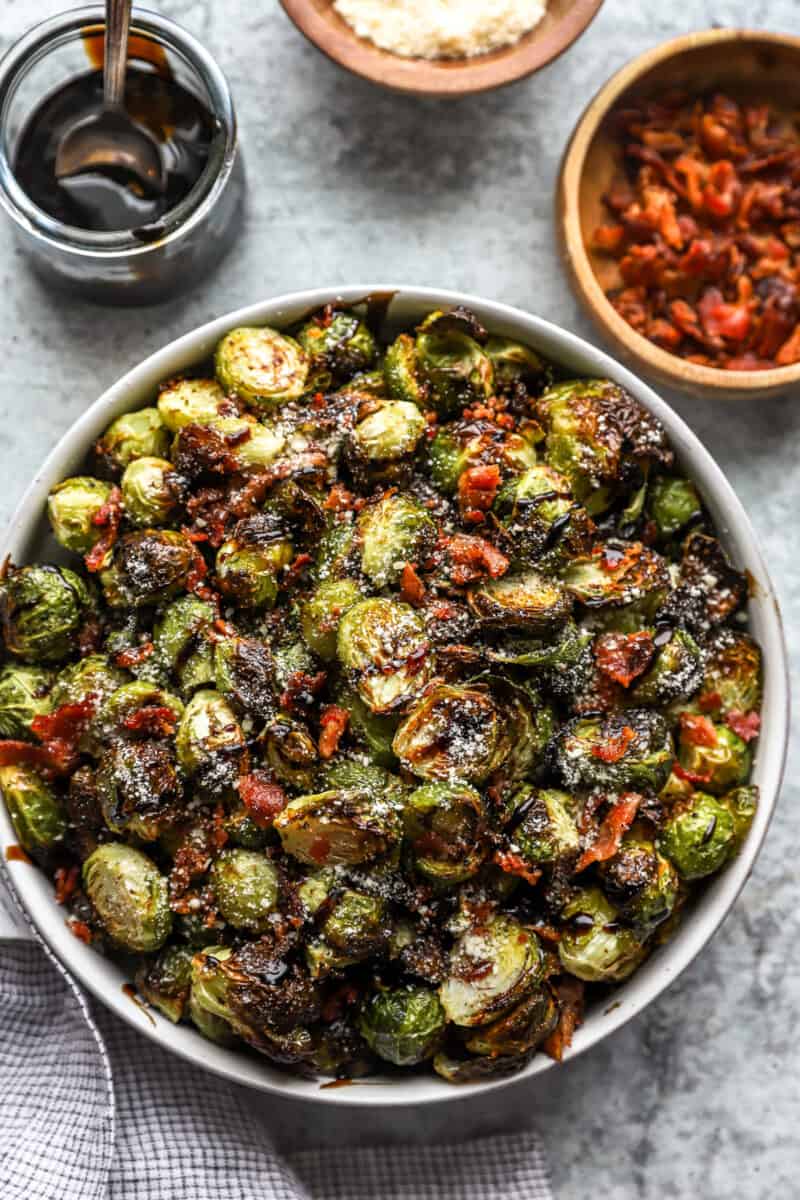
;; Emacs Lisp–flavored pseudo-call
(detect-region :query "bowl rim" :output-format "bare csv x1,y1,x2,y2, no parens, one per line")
0,284,790,1106
279,0,605,97
559,27,800,395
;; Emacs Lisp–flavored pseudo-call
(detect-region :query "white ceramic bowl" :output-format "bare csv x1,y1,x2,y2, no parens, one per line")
0,286,789,1106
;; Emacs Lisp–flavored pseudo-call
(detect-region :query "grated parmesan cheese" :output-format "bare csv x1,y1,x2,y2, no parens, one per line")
333,0,548,60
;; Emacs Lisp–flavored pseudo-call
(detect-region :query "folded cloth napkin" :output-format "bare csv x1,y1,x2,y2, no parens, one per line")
0,870,552,1200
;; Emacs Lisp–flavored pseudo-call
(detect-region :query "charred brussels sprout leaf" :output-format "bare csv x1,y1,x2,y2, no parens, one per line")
493,464,594,571
121,457,177,527
359,986,446,1066
485,336,547,390
275,789,400,867
506,786,579,869
1,564,92,663
136,945,193,1023
335,683,399,767
337,598,432,714
215,515,294,610
552,709,673,793
210,848,279,932
296,309,377,387
393,682,510,784
96,408,169,475
416,310,494,416
357,494,437,588
464,986,558,1057
213,635,275,719
154,595,216,693
262,714,318,791
0,764,66,859
175,689,246,793
439,916,544,1027
0,665,53,739
101,530,194,609
215,325,309,412
559,888,646,983
47,476,113,554
384,333,427,407
468,569,572,633
647,475,702,538
631,628,703,706
404,781,485,884
83,843,172,953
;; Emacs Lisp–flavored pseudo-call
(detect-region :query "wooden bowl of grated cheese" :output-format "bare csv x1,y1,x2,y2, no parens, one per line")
279,0,604,97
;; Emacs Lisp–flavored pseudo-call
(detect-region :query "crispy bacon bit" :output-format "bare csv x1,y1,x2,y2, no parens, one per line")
591,724,636,764
67,918,92,944
54,865,80,905
114,641,154,669
673,761,713,785
726,709,761,742
543,976,585,1063
279,670,327,714
78,618,104,657
239,772,287,826
575,793,641,873
324,483,355,512
122,705,177,737
399,563,426,606
698,691,723,713
594,631,655,688
492,850,542,888
596,93,800,370
679,712,718,747
446,534,509,586
85,486,123,572
283,552,312,589
318,705,349,759
458,464,501,516
321,983,360,1024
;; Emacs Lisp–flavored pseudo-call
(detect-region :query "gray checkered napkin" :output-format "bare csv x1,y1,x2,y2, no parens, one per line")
0,870,552,1199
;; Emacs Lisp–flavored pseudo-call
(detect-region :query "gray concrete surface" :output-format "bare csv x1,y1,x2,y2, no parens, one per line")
1,0,798,1195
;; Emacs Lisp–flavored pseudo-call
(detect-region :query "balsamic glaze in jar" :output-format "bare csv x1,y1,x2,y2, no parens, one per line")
13,65,215,233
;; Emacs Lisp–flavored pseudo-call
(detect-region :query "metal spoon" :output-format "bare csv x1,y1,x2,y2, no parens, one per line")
54,0,165,196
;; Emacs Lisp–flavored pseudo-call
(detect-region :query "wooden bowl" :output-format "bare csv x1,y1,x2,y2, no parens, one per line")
279,0,604,97
559,29,800,398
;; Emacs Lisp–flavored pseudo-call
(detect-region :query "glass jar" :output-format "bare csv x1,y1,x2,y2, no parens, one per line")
0,6,244,305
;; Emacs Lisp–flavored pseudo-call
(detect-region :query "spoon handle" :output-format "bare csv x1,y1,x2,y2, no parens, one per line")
103,0,132,109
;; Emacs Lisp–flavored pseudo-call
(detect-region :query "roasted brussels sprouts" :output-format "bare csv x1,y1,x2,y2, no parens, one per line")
562,541,669,618
505,786,579,869
47,476,113,554
213,635,275,719
677,721,751,795
275,788,400,867
0,764,66,859
415,309,494,415
210,848,279,932
647,475,702,538
698,629,762,717
83,843,172,952
188,946,239,1044
384,333,427,407
404,782,485,884
559,888,646,983
393,682,510,784
97,739,183,841
308,889,391,976
358,986,446,1066
96,408,170,474
301,579,363,661
97,680,184,740
157,376,229,432
493,464,593,571
100,530,194,609
337,598,432,714
175,689,246,792
468,569,572,633
215,325,309,411
439,916,544,1027
485,336,547,390
552,709,673,793
658,792,744,880
348,399,426,476
600,838,679,935
121,457,177,527
136,944,193,1023
153,595,216,693
262,713,319,791
0,665,53,739
215,515,294,610
631,628,703,706
464,986,557,1058
0,564,92,662
427,420,538,495
296,308,377,386
357,494,437,588
335,684,399,767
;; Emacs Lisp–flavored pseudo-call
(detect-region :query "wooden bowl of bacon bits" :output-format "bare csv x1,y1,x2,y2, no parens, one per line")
558,29,800,398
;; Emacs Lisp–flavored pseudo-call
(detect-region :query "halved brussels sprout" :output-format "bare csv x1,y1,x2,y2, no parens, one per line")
348,399,426,476
0,764,66,859
214,635,275,719
630,628,703,706
493,464,594,571
698,630,762,717
202,415,286,471
404,781,485,884
384,333,427,407
157,376,229,432
312,514,358,584
189,946,239,1043
334,683,399,767
1,564,92,663
464,986,557,1057
274,788,400,867
559,888,646,983
83,842,172,953
552,709,673,793
439,915,544,1027
468,569,572,633
677,722,751,795
47,476,113,554
97,739,183,841
175,689,246,792
296,308,377,386
562,541,669,616
337,598,432,714
210,848,279,932
505,785,579,869
357,494,437,589
358,986,446,1066
416,309,494,416
307,889,391,976
97,680,184,741
658,792,741,880
215,515,294,610
301,578,363,661
135,944,193,1023
0,665,53,739
215,325,309,412
647,475,702,538
121,457,177,527
96,407,170,474
485,619,592,670
262,714,319,791
485,336,547,390
100,530,194,609
600,838,679,935
321,757,406,805
393,682,510,784
153,595,216,693
427,420,538,495
51,654,128,711
432,1049,530,1084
